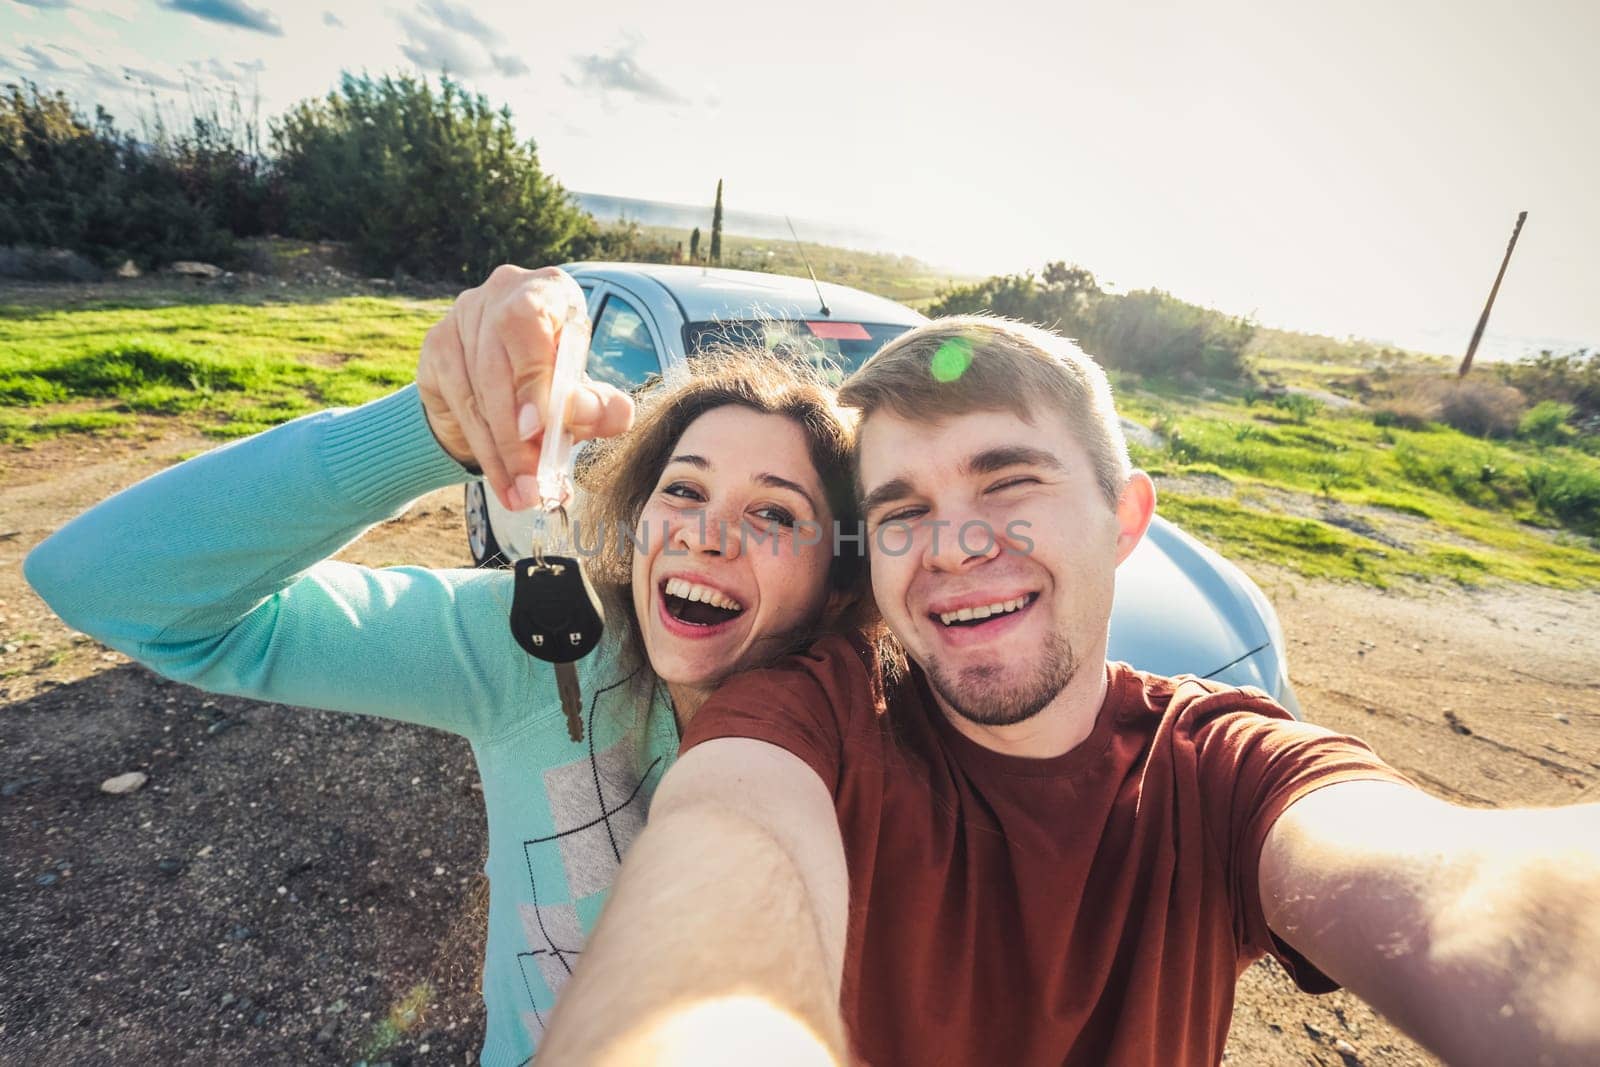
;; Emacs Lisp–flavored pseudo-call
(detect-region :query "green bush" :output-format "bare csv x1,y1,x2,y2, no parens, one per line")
928,262,1254,382
1519,401,1576,446
570,219,681,264
1499,350,1600,422
1273,392,1320,423
271,74,590,280
1083,288,1254,380
1526,464,1600,537
0,82,267,269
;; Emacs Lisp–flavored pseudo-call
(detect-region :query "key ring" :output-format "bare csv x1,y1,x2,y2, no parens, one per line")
529,506,571,573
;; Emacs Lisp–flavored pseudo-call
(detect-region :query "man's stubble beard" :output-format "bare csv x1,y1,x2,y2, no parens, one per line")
924,630,1079,728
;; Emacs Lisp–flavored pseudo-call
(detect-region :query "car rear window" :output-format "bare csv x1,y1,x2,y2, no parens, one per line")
682,320,911,381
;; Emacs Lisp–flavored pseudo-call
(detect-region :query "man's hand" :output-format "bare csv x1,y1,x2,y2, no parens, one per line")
1261,781,1600,1066
415,264,634,511
539,738,851,1065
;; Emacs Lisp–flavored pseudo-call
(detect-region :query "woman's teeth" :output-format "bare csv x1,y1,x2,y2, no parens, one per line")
938,596,1029,627
664,577,743,612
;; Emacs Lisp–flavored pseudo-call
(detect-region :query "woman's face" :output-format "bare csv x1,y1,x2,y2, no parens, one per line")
631,406,839,696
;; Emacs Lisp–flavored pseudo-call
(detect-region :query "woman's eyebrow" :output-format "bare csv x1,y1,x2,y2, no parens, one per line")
756,473,819,513
665,455,820,513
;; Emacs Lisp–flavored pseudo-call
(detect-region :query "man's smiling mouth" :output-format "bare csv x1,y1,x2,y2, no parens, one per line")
931,593,1038,628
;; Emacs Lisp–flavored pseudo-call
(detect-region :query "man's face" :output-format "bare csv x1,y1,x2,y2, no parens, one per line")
857,406,1144,728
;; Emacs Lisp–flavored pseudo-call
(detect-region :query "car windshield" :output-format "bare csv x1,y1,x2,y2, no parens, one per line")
683,320,912,382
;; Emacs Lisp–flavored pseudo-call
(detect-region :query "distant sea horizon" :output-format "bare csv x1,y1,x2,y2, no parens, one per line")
573,191,888,257
573,191,1595,365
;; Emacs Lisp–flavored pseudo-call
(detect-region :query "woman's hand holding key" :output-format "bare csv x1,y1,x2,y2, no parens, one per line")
417,265,636,511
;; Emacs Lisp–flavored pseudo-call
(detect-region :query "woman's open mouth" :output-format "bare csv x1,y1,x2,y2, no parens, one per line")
659,577,746,631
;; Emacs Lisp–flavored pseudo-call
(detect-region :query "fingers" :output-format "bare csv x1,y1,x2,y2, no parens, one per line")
460,308,521,511
417,265,633,513
567,380,635,441
498,268,587,439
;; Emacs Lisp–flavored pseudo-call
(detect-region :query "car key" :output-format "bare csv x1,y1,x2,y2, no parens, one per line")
507,290,603,742
510,535,604,740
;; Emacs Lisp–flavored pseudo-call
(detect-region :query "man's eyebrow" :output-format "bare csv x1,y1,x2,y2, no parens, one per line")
860,476,915,513
756,473,820,513
964,446,1065,476
861,447,1064,511
665,454,709,469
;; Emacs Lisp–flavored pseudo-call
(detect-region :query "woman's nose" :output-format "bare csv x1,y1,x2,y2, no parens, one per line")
669,507,742,560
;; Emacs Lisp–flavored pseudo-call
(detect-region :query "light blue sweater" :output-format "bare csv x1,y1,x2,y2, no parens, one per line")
24,386,680,1066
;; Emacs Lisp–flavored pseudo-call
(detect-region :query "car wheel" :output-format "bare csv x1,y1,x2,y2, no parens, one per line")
465,481,506,568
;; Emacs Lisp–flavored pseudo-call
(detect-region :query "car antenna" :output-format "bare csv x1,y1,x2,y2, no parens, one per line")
785,215,831,317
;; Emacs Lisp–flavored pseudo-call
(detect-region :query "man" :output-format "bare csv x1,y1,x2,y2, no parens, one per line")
539,317,1600,1066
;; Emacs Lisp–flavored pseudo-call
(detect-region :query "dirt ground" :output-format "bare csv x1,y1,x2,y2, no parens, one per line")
3,426,1597,1066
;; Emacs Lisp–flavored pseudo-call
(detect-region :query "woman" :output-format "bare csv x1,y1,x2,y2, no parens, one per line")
24,267,865,1066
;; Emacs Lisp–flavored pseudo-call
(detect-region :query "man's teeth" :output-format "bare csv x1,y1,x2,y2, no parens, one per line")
664,577,743,612
938,597,1028,626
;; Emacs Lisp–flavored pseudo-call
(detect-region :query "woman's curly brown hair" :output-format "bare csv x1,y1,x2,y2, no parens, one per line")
574,350,885,696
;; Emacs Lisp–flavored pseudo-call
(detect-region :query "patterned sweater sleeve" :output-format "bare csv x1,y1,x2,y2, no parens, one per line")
24,385,550,740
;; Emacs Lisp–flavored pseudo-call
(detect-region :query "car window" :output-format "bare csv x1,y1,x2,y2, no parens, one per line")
683,320,912,381
589,294,661,392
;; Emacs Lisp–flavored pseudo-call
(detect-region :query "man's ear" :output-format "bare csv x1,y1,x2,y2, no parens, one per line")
1113,471,1157,567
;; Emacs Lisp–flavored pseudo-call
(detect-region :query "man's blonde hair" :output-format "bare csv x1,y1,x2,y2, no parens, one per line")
838,315,1132,507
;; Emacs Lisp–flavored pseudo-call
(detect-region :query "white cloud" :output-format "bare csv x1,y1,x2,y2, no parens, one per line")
564,43,685,105
393,4,531,80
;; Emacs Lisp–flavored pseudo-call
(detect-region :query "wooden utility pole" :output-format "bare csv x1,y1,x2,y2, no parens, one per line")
1458,210,1527,377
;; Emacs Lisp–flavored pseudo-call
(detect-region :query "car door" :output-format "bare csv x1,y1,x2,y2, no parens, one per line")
584,283,669,392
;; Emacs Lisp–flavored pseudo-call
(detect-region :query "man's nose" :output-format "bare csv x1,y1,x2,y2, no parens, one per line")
919,508,1001,573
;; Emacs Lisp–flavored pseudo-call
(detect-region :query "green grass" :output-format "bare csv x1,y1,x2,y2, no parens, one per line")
1129,388,1600,588
4,283,1596,591
0,292,446,443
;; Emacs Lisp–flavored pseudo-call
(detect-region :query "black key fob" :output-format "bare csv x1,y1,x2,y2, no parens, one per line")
510,555,605,663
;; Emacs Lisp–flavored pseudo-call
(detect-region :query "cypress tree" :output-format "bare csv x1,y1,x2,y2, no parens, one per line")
710,179,723,264
690,226,701,262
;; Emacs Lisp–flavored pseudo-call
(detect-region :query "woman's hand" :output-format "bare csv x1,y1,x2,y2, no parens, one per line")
417,265,635,512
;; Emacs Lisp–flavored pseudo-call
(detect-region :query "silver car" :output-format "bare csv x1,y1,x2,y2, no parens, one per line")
464,262,1300,712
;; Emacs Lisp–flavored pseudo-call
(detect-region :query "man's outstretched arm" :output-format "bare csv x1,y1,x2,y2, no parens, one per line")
539,737,849,1066
1261,780,1600,1066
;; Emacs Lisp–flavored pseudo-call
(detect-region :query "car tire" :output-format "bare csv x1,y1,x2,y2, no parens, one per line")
465,481,507,568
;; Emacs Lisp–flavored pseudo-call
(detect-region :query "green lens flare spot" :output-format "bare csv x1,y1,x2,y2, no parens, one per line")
930,339,973,383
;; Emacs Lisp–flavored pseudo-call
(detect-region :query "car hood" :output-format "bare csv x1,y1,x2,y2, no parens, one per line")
1108,515,1272,680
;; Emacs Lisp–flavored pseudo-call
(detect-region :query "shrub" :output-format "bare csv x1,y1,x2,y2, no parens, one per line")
1273,392,1320,424
1372,395,1435,430
1525,464,1600,537
1435,378,1526,438
0,81,264,269
271,74,590,281
1083,288,1255,381
931,264,1255,382
1519,401,1576,447
1499,349,1600,422
1375,374,1525,438
570,219,681,264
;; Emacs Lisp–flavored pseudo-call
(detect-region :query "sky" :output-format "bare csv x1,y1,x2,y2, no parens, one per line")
3,0,1596,359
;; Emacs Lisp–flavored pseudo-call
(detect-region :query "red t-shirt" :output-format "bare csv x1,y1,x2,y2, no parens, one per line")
682,635,1413,1066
